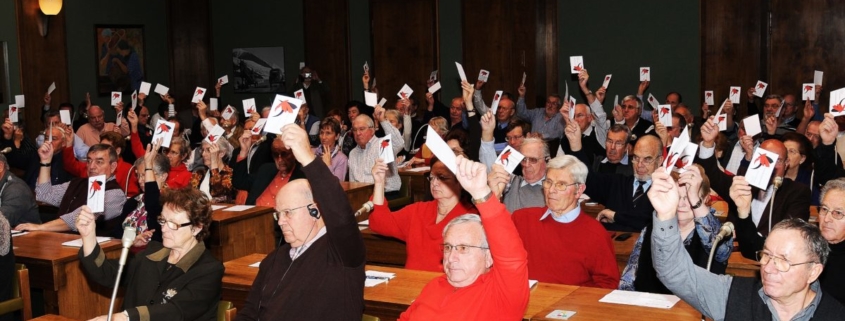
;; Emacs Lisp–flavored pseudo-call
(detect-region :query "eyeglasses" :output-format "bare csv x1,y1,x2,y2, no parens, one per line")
272,151,290,159
606,140,627,148
542,180,579,191
157,216,192,230
506,135,524,142
756,250,817,273
425,173,453,183
631,155,657,165
441,243,489,255
521,156,548,165
273,203,315,220
818,206,845,220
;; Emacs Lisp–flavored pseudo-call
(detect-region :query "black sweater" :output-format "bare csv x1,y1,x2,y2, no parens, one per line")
821,241,845,304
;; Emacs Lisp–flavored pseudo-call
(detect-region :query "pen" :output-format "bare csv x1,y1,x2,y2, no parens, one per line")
366,275,390,280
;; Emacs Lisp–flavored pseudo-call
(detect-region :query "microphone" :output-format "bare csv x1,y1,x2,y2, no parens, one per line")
354,201,374,217
256,135,267,144
714,222,734,243
107,227,136,321
0,147,12,154
768,176,784,233
773,176,783,191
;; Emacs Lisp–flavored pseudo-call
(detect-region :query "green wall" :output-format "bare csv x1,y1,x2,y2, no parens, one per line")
210,0,305,109
64,0,169,119
0,0,21,106
558,1,701,113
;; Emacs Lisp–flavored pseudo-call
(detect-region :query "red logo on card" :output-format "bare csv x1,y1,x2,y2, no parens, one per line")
89,180,103,199
834,104,845,113
757,83,765,89
113,93,119,99
731,89,739,95
641,69,649,75
804,85,813,92
573,64,583,71
196,89,204,95
273,100,297,117
156,123,171,135
753,154,773,169
499,150,512,166
706,92,712,98
208,135,217,142
660,107,670,116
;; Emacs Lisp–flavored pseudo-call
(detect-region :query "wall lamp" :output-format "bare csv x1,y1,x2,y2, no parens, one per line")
38,0,62,37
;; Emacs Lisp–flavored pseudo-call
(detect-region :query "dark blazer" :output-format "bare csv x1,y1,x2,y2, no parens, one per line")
79,241,223,321
584,171,654,232
696,149,810,260
0,171,40,226
231,138,274,192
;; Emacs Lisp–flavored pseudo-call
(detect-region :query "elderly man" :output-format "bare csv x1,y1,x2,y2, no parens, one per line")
348,111,404,195
24,125,72,188
0,154,39,227
399,156,528,320
75,105,130,147
14,144,126,237
485,137,549,213
816,179,845,304
515,84,564,140
649,168,845,320
569,125,662,231
698,117,809,241
63,131,140,198
471,86,516,149
235,124,364,320
614,95,655,140
569,123,633,176
512,155,618,288
755,94,796,136
559,103,607,159
806,120,821,148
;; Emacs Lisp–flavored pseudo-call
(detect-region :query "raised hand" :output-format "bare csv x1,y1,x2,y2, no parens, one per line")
280,123,316,166
764,114,777,135
475,80,485,90
127,110,138,128
564,120,582,151
487,164,510,198
371,158,388,185
700,117,718,147
578,69,589,89
637,81,650,96
739,135,754,160
480,111,495,141
803,100,815,120
144,139,162,168
208,142,221,169
648,167,680,221
517,83,526,98
322,145,332,166
729,176,752,219
595,86,606,103
454,156,492,199
238,130,253,158
820,113,837,145
38,141,53,162
75,206,97,239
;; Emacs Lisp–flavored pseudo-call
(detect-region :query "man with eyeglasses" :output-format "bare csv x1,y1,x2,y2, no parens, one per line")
558,103,607,160
815,179,845,304
567,123,633,177
399,156,529,320
515,84,565,140
485,137,550,213
348,112,404,196
511,155,618,288
75,105,130,148
471,84,516,152
649,168,845,320
613,95,656,141
236,123,365,320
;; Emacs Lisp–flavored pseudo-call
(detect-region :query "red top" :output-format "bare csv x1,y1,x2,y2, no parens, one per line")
399,197,529,321
63,146,139,198
166,163,191,189
369,200,477,272
512,207,619,288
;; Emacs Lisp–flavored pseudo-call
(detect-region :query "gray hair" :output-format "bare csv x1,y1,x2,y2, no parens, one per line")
133,153,171,176
608,124,633,143
771,218,830,265
169,136,190,157
429,117,450,136
443,214,488,249
764,94,784,105
520,137,549,158
354,114,375,128
546,155,587,184
622,95,643,110
0,154,8,171
820,178,845,205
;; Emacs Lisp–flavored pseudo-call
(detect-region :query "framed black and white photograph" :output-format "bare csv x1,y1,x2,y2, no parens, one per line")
233,46,285,93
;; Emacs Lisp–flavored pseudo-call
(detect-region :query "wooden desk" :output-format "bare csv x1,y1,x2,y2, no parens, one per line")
31,314,78,321
399,168,431,202
341,181,374,221
209,205,275,262
361,227,407,267
532,287,700,320
13,231,123,320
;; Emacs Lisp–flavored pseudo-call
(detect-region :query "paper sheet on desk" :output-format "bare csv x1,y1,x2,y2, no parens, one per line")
249,261,260,268
365,270,396,287
223,205,255,211
358,220,369,226
404,166,430,172
62,237,112,247
211,205,229,211
11,231,28,237
598,290,680,309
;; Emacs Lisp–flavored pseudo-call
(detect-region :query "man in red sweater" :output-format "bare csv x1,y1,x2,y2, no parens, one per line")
400,156,529,320
512,155,619,288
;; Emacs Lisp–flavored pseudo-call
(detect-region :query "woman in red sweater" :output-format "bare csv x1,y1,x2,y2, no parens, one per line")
369,153,477,272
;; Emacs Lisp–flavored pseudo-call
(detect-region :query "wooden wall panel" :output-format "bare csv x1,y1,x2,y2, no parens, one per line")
700,0,765,119
370,0,439,109
15,0,71,138
535,0,557,102
167,0,213,110
462,0,540,107
304,0,350,117
770,0,845,109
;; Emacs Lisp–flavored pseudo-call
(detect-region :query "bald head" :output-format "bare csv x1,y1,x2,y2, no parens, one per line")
88,105,105,130
760,139,787,178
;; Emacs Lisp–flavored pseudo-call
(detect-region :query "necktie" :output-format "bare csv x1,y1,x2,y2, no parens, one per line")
633,180,646,202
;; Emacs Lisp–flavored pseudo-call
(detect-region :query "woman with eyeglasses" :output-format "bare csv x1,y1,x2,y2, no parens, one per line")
77,188,223,321
368,151,477,272
245,137,305,207
619,164,733,294
191,136,234,203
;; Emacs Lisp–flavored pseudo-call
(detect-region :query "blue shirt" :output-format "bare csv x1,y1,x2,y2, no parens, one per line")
540,205,581,223
633,179,652,197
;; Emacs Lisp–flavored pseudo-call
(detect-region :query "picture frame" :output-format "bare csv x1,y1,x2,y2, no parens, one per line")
94,25,145,96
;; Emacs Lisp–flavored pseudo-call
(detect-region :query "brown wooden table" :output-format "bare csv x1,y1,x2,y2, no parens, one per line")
13,231,123,320
360,227,407,267
531,286,700,320
399,168,431,202
31,314,79,321
209,205,276,263
342,181,374,221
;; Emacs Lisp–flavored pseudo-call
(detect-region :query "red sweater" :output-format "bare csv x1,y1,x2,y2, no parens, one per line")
399,197,529,321
512,207,619,289
369,200,477,272
167,163,191,189
63,146,139,198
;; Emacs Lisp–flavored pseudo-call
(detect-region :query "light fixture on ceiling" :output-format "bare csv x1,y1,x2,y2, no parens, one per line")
37,0,63,37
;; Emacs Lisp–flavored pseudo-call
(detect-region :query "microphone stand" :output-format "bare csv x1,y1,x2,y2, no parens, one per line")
107,227,136,321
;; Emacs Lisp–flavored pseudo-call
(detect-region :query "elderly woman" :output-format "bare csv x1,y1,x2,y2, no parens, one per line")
123,143,170,252
781,132,819,204
619,164,733,293
407,116,449,167
369,152,477,272
246,137,305,206
313,117,348,181
156,136,191,189
191,138,234,203
77,188,223,321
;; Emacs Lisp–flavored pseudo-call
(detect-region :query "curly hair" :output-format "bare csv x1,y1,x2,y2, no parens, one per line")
160,188,213,241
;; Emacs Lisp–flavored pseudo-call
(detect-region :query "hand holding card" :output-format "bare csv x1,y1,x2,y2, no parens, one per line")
87,175,106,213
496,146,525,173
378,134,395,164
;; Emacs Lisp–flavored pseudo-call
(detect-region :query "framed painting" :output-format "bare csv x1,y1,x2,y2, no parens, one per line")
94,25,145,96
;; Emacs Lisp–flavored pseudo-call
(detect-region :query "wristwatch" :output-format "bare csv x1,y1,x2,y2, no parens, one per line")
472,191,493,204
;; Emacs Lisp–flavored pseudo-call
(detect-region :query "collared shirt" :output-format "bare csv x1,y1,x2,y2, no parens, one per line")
36,176,126,230
289,226,327,259
540,205,581,223
348,121,404,192
516,97,565,139
601,153,629,165
759,280,822,321
632,179,652,197
750,186,775,227
519,175,545,188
